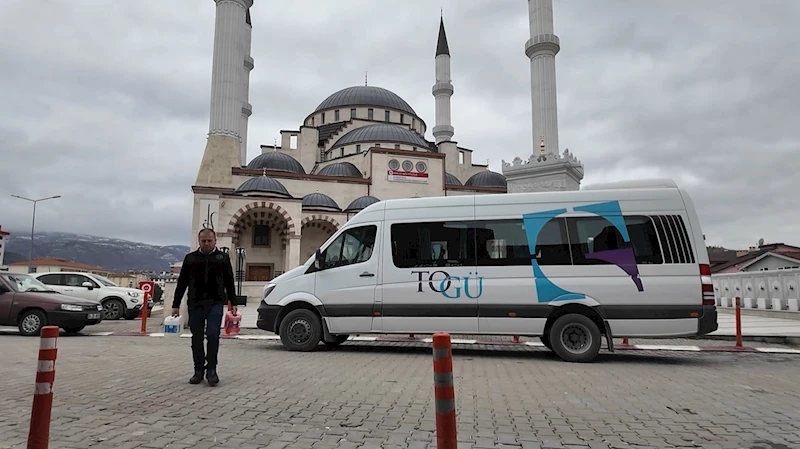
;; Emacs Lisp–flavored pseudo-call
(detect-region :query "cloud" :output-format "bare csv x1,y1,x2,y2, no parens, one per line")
0,0,797,250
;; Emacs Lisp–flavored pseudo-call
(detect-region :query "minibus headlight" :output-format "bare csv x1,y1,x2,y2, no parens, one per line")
263,283,276,300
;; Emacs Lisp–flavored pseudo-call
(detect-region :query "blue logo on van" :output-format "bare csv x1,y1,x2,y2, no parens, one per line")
523,200,644,303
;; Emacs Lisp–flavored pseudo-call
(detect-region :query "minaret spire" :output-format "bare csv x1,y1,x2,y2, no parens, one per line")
525,0,560,155
432,14,454,144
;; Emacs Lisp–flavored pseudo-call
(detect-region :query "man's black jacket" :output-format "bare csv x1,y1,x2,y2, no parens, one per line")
173,248,237,309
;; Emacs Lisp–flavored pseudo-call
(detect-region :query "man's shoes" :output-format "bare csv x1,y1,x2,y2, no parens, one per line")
206,368,219,386
189,370,204,384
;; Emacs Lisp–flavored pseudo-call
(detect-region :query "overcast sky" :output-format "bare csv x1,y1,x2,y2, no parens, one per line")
1,0,798,250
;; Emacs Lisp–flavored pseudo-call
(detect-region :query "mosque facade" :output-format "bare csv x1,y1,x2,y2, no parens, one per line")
190,0,583,290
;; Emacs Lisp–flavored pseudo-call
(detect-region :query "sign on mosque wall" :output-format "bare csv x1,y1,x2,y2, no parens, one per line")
387,169,429,184
199,199,220,231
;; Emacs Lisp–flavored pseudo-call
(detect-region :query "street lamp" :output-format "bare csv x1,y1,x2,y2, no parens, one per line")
10,194,61,273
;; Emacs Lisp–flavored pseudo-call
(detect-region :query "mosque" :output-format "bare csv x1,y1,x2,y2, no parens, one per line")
189,0,584,291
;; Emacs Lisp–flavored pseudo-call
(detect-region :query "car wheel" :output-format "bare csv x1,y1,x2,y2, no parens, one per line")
279,309,322,352
324,334,350,348
102,299,125,321
549,313,602,363
63,326,85,334
18,309,47,336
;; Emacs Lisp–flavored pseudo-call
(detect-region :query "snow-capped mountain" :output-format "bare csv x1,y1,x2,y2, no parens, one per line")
4,231,190,273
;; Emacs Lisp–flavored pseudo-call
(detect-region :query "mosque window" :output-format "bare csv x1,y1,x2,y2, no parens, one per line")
412,118,416,129
375,143,381,147
351,108,356,119
321,112,326,124
385,110,390,121
253,225,271,247
356,145,361,153
311,117,315,126
340,148,344,158
395,144,401,149
368,109,374,120
400,114,405,124
335,110,340,121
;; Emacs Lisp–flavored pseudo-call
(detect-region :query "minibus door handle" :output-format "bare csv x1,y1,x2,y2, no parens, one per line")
360,271,375,277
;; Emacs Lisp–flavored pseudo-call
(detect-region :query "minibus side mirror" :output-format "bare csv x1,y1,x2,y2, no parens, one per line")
314,248,323,270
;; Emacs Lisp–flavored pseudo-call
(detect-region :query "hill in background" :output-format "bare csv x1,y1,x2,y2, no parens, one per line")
3,231,189,273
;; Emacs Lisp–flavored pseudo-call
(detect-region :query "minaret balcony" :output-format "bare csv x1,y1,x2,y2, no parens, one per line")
432,82,454,96
525,34,560,58
244,55,254,71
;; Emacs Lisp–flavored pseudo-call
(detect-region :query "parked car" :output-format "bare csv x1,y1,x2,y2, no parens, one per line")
0,273,104,336
34,271,151,321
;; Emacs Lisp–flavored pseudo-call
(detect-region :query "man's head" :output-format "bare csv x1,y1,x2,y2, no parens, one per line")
198,229,217,254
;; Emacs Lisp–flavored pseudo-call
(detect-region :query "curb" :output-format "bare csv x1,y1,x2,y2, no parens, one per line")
691,334,800,347
3,329,799,354
70,331,800,354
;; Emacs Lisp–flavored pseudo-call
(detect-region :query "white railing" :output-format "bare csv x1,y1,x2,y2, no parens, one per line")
713,268,800,311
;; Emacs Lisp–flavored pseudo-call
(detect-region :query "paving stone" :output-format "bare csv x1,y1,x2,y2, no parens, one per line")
1,334,800,448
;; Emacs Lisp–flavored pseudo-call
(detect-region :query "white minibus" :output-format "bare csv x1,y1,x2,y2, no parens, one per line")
257,178,717,362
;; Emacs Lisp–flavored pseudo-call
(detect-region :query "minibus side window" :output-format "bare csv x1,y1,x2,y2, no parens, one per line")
567,216,663,265
474,218,571,266
390,222,474,268
321,225,377,269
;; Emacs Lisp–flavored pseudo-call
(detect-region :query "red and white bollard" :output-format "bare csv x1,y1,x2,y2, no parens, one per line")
28,326,59,449
432,332,457,449
735,296,743,348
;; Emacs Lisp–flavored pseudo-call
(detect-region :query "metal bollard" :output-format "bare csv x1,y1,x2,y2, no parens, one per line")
432,332,457,449
28,326,59,449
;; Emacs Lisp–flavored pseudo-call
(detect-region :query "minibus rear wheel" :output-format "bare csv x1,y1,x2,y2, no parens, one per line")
279,309,323,351
549,313,601,363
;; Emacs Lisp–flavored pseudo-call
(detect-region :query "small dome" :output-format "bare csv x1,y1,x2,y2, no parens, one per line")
317,162,362,178
315,85,416,115
235,176,292,198
345,195,380,213
465,171,507,189
445,172,462,186
302,193,340,211
246,152,305,174
332,124,430,149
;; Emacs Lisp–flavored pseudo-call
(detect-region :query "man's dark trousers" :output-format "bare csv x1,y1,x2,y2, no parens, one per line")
188,302,224,371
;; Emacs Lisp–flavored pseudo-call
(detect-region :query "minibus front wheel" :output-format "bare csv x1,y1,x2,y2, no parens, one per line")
548,313,602,363
279,308,323,351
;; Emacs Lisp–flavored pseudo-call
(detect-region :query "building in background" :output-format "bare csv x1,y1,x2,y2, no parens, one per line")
184,0,586,302
5,257,112,277
0,226,9,270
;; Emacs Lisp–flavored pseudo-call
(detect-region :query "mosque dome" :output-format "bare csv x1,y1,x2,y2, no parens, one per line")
465,170,507,189
235,175,292,198
246,151,305,174
315,86,416,116
332,124,430,149
445,172,462,186
317,161,363,178
345,195,380,213
302,193,340,211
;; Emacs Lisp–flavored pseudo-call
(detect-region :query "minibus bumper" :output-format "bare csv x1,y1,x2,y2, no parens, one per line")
697,305,718,336
256,300,280,333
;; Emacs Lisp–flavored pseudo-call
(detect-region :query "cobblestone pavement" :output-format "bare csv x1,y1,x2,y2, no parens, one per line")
2,334,800,449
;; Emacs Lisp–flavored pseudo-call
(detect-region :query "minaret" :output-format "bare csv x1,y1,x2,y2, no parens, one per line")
240,9,254,166
501,0,583,193
432,16,454,144
525,0,560,155
195,0,254,187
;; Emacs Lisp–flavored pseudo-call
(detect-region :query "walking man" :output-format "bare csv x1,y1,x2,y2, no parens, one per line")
172,228,237,386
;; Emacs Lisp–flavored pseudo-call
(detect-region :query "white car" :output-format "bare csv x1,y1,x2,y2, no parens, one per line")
34,271,149,321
